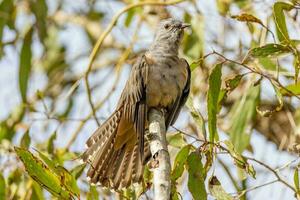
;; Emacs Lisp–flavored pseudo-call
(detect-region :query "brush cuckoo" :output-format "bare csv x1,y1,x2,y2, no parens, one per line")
81,18,191,189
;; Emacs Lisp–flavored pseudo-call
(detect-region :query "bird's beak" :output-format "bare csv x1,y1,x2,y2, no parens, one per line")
181,23,190,29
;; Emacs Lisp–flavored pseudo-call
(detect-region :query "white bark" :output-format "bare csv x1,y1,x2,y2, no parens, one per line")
148,109,171,200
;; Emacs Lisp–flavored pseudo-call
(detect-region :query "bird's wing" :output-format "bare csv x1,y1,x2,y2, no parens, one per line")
165,58,191,128
117,55,149,158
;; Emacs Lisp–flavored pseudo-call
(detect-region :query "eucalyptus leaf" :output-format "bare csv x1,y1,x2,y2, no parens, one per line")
14,147,72,199
125,9,136,27
20,130,31,149
247,43,291,59
280,83,300,96
71,163,86,180
294,51,300,82
31,181,45,200
208,63,222,142
273,2,293,43
0,173,5,199
167,133,187,149
47,131,56,154
171,145,191,181
209,176,233,200
19,27,33,103
30,0,48,43
187,97,207,140
294,168,300,192
186,151,207,200
87,185,99,200
0,0,14,47
273,2,294,43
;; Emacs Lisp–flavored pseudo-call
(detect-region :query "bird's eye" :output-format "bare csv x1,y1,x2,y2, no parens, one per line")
164,24,170,29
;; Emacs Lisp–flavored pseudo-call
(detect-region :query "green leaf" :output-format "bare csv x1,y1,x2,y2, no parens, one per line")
224,140,246,167
218,74,244,111
47,131,56,154
19,27,33,103
294,168,300,192
294,51,300,82
143,165,152,185
216,0,231,16
228,85,259,153
0,173,5,199
190,58,204,71
55,166,80,198
273,2,294,43
225,75,243,91
171,189,180,200
124,9,136,27
71,163,86,179
247,43,291,58
30,0,48,43
20,130,31,149
258,57,279,71
224,140,256,178
124,188,136,200
167,133,187,149
209,176,233,200
37,150,79,197
172,145,191,181
58,99,74,119
87,10,104,21
34,149,57,170
187,97,207,140
31,181,45,200
0,0,14,45
279,83,300,96
87,185,99,200
171,145,185,200
207,63,222,142
0,121,9,142
186,151,207,200
14,147,72,199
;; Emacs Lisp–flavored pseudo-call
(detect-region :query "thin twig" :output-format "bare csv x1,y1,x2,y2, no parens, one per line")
236,179,278,198
245,156,296,193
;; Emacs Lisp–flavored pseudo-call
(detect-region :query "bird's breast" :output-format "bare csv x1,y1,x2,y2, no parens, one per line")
146,58,187,108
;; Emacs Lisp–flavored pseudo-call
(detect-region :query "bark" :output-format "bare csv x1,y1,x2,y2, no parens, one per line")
148,109,171,200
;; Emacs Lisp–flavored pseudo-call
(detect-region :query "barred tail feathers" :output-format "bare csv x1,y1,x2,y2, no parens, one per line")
81,108,150,189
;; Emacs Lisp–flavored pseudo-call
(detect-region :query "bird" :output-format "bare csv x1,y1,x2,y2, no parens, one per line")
81,18,191,190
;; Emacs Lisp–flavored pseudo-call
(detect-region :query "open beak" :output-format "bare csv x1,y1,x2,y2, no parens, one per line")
181,23,190,29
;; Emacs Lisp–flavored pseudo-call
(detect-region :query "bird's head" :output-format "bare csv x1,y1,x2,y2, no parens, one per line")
154,18,190,45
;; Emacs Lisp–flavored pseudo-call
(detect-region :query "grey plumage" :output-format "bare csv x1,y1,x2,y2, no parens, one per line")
82,18,191,189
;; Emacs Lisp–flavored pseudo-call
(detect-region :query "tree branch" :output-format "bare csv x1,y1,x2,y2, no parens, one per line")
148,109,171,200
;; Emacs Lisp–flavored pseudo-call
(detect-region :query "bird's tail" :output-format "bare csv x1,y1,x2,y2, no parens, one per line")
81,108,150,189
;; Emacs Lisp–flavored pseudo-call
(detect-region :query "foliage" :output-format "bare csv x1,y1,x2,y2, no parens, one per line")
0,0,300,199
